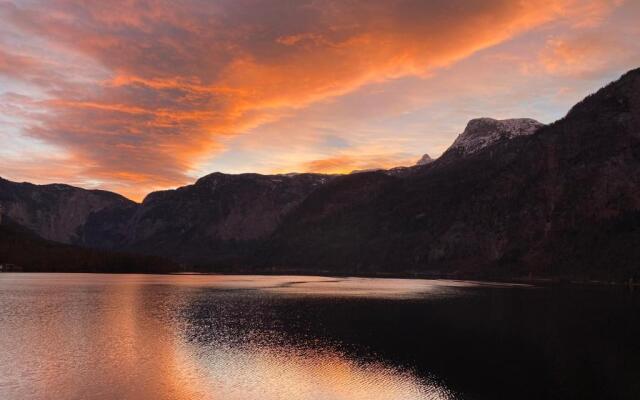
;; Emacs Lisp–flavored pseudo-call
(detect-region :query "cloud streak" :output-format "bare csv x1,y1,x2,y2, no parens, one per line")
0,0,631,199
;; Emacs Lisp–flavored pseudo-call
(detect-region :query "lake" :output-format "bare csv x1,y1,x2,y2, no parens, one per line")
0,273,638,400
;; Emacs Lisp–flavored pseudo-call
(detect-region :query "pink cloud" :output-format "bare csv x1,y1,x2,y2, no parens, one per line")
0,0,630,200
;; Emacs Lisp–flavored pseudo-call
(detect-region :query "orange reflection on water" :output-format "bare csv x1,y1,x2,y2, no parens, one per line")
173,344,455,400
0,274,464,399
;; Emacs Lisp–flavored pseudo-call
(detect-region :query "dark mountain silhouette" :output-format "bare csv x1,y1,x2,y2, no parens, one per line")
0,173,333,265
264,68,640,280
117,172,332,264
0,178,136,246
1,68,639,279
0,216,176,273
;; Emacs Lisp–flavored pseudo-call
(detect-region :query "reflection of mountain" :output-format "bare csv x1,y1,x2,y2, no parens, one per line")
0,274,455,400
2,68,640,279
2,275,638,399
174,277,458,400
173,276,640,400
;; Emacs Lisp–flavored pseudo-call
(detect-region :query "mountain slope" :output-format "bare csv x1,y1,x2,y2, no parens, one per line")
121,172,333,263
0,217,176,273
0,173,334,264
1,68,638,279
0,178,136,245
262,68,640,279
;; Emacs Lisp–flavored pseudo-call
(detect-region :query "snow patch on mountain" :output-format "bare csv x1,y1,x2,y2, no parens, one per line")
415,153,434,166
450,118,544,156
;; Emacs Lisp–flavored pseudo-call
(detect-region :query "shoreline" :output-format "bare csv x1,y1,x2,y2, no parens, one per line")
172,267,640,288
2,269,638,289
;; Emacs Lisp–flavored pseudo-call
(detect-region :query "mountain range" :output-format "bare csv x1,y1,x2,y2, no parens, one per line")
1,68,639,280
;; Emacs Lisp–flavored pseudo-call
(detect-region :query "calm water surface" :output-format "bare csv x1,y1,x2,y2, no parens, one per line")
0,273,638,400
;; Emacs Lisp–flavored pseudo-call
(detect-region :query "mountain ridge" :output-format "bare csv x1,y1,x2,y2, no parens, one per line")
262,67,640,278
1,67,639,279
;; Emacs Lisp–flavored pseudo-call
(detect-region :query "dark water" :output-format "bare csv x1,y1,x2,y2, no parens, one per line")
0,274,638,400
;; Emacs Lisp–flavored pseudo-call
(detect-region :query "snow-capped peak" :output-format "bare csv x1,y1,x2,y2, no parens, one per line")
450,118,544,156
415,153,434,166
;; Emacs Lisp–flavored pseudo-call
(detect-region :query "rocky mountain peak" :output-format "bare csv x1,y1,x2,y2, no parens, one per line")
415,153,434,166
449,117,544,156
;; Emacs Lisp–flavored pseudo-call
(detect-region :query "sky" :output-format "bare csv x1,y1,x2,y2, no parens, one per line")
1,0,639,201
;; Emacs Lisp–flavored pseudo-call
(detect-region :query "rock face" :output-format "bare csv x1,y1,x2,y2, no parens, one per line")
1,68,639,279
0,173,333,263
447,118,544,157
415,153,434,165
415,119,543,168
0,179,135,244
121,172,332,263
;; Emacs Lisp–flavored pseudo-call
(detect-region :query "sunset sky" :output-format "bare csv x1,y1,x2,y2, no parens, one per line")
1,0,639,201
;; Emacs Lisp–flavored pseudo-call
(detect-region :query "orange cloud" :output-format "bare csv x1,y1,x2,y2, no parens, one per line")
539,34,630,77
564,0,623,27
0,0,627,199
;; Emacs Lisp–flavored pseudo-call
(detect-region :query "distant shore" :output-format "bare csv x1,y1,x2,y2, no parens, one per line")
4,268,636,289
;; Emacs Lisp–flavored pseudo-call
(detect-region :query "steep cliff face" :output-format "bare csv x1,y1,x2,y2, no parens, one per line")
414,118,543,168
263,68,640,279
0,179,136,244
120,172,333,263
0,172,334,264
444,118,544,158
